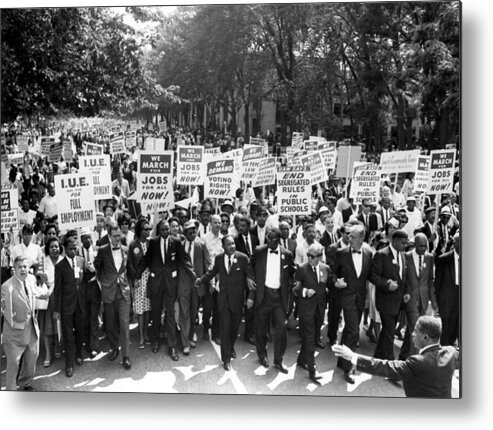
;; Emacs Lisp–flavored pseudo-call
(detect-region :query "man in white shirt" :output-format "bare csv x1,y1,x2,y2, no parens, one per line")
37,183,57,220
10,224,42,273
402,195,423,241
111,170,130,198
18,199,37,228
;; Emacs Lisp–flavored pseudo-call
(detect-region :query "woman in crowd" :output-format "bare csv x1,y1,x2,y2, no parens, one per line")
127,218,152,349
38,236,63,367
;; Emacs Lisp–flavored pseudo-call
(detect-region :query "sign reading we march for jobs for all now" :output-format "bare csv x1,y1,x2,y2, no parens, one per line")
427,149,456,194
177,146,205,186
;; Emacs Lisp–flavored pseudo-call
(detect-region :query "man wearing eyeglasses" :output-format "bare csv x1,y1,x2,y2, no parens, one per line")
293,243,330,384
333,224,373,383
356,198,380,242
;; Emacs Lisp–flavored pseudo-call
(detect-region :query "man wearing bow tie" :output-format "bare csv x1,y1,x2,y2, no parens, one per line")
94,221,132,370
370,229,410,361
293,243,330,383
54,236,88,377
196,235,255,371
250,228,296,373
333,224,373,383
1,256,48,390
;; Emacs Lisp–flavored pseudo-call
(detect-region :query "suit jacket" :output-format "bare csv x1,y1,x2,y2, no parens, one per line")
280,237,297,257
96,234,110,248
436,222,458,258
333,246,372,309
200,251,254,313
319,230,337,249
356,344,459,398
405,251,436,313
435,250,458,318
250,245,296,314
235,233,259,259
415,222,435,253
249,225,269,247
140,235,196,297
369,246,408,315
54,255,87,315
127,238,146,284
179,238,212,297
94,244,131,304
293,262,330,318
1,274,46,344
377,207,394,226
357,213,379,242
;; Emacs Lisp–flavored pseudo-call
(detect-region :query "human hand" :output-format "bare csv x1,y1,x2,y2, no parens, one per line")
331,344,354,362
53,312,61,321
195,278,202,287
246,278,256,291
246,298,254,309
335,278,347,289
306,289,316,298
388,280,398,291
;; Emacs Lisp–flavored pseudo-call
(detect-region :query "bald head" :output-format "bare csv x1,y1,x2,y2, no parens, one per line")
414,232,428,256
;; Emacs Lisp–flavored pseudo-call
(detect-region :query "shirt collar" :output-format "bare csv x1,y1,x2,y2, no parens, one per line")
389,244,399,258
419,343,440,354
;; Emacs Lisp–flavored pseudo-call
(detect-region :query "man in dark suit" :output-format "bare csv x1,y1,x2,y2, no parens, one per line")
1,256,48,390
53,236,87,377
369,229,410,361
319,215,337,248
141,219,197,361
279,221,297,256
235,215,259,345
293,243,330,383
435,206,458,258
178,220,212,355
333,315,459,398
196,235,255,371
415,206,437,253
250,206,269,246
333,224,373,383
356,198,379,242
435,232,460,346
251,228,296,373
377,197,394,227
94,221,132,370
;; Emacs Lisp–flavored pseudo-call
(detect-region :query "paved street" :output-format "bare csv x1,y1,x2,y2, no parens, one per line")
1,314,460,397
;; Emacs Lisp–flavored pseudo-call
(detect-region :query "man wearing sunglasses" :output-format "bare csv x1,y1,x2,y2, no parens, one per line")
293,243,330,384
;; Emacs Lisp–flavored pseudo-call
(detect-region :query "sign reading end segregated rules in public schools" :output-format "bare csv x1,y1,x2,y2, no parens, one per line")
276,166,311,216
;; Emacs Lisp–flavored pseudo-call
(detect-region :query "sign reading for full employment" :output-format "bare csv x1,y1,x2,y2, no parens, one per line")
177,146,205,185
54,173,96,231
204,158,235,199
427,149,456,195
413,155,430,193
349,163,382,205
136,151,174,212
78,155,112,199
379,150,420,173
1,188,19,231
276,166,311,216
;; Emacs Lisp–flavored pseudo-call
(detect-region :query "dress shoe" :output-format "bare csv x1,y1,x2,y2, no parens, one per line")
122,357,131,370
274,362,288,374
213,337,221,346
309,369,322,384
231,348,236,359
183,346,190,356
343,371,355,384
296,358,309,371
223,361,231,371
76,357,84,366
108,349,119,361
189,340,197,348
315,341,325,349
259,357,269,368
169,348,179,361
365,330,377,343
244,336,256,346
23,386,36,392
152,343,159,353
65,367,73,378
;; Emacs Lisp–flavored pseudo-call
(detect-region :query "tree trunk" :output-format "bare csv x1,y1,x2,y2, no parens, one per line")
243,101,250,144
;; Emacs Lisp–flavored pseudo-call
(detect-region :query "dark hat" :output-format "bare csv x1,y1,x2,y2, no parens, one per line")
199,203,213,213
257,206,269,215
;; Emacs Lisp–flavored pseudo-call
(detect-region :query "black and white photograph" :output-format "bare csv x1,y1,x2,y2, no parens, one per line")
0,0,465,401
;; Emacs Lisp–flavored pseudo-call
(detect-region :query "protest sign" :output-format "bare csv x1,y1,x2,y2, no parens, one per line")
1,188,19,231
84,142,104,155
62,140,73,162
318,142,337,170
8,153,24,166
109,131,125,154
299,151,328,185
252,156,277,188
413,155,430,193
79,154,112,199
125,130,136,149
16,135,29,152
48,141,63,163
240,145,264,183
54,173,96,231
204,147,221,157
335,145,362,178
379,150,420,173
427,149,456,195
349,163,382,205
177,146,205,186
204,158,235,199
291,132,304,149
158,121,166,132
136,151,174,212
276,166,311,216
144,137,165,152
303,140,319,152
40,137,56,156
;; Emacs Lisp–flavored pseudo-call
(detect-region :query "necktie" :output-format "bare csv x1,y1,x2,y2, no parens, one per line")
228,256,232,273
283,239,288,249
244,235,251,255
23,280,29,298
313,265,319,283
188,241,194,265
419,255,423,276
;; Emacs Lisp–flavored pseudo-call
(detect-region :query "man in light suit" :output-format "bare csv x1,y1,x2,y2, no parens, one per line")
333,315,459,398
402,233,437,360
196,235,255,371
1,256,48,390
333,224,373,383
178,220,212,355
94,221,132,370
435,232,460,346
53,236,87,377
370,229,410,361
141,219,197,361
293,243,330,384
251,228,296,373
